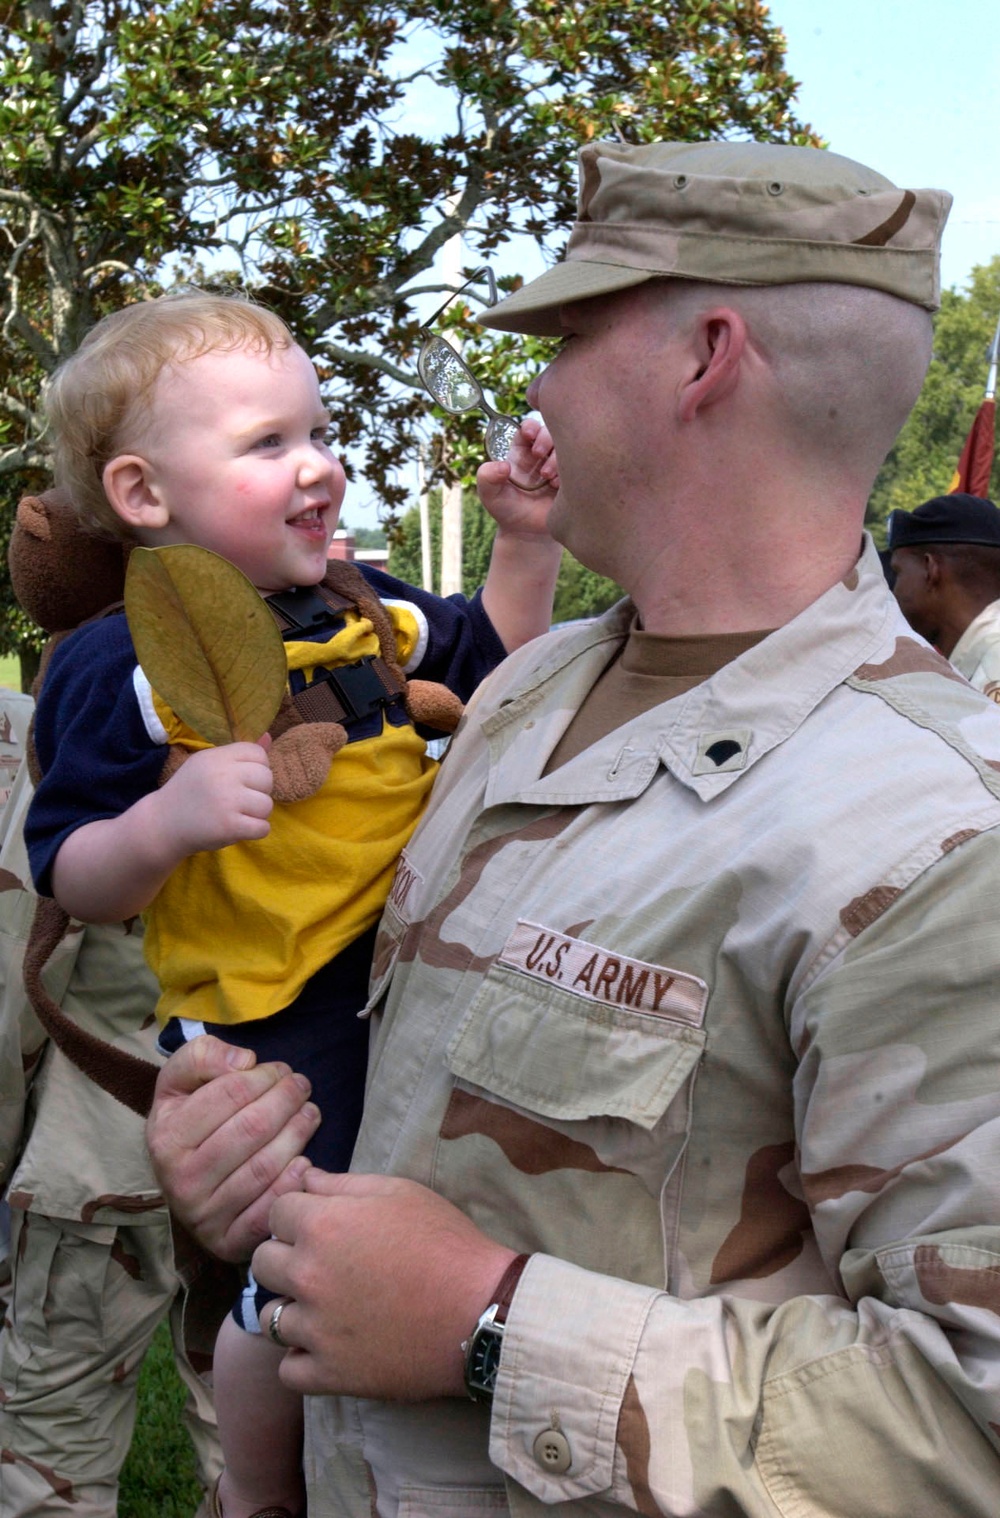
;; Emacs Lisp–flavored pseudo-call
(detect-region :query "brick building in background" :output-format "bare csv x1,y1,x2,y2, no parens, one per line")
327,530,389,570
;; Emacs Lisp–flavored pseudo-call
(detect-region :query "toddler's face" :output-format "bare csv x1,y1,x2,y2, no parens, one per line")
129,342,345,594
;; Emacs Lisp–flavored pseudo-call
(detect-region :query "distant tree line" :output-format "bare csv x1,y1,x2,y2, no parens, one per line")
387,489,622,624
867,256,1000,541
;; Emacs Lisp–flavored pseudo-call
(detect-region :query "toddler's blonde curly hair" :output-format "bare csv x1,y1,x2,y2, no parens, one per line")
45,290,294,537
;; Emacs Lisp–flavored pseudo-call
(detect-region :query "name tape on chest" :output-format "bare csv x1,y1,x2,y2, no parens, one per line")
387,852,424,917
500,920,708,1026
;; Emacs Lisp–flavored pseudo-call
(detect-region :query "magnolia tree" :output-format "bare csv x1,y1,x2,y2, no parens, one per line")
0,0,816,672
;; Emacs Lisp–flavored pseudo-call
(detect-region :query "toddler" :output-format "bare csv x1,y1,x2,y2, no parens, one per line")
25,291,560,1518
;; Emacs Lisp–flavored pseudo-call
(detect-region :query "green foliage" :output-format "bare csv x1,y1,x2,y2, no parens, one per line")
0,0,814,664
0,652,21,690
347,524,388,549
387,487,621,618
552,551,623,624
118,1323,202,1518
867,258,1000,545
387,488,490,595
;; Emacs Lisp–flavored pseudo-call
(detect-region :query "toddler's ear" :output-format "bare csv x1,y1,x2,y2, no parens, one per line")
102,455,170,533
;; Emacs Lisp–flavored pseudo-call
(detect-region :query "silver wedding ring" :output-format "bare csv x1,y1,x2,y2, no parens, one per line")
268,1297,292,1347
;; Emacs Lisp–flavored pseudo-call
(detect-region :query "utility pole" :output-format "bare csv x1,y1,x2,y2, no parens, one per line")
417,441,434,592
987,311,1000,403
438,213,464,596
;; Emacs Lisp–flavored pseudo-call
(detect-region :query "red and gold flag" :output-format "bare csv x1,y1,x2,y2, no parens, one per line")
949,313,999,497
948,397,996,496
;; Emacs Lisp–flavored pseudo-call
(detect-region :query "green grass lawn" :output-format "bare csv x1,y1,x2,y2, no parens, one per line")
0,652,23,691
119,1323,205,1517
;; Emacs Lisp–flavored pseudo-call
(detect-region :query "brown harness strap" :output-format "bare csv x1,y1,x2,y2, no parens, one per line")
266,571,407,729
290,656,405,725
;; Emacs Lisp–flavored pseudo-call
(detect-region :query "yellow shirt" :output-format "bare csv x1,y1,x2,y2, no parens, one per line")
142,605,437,1025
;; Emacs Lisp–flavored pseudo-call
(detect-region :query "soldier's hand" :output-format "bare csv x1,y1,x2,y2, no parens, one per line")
147,1034,320,1261
253,1169,517,1399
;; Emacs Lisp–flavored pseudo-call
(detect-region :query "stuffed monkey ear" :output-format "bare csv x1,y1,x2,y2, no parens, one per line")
102,456,170,533
9,489,128,634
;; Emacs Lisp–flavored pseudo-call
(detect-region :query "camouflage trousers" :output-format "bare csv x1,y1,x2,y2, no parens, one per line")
0,1207,222,1517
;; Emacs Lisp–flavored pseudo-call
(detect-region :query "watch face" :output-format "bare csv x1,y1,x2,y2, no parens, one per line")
468,1326,503,1396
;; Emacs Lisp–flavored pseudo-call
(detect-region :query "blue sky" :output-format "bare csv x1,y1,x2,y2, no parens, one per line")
768,0,1000,293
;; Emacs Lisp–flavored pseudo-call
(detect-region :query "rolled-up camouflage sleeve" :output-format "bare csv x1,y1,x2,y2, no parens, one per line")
492,829,1000,1516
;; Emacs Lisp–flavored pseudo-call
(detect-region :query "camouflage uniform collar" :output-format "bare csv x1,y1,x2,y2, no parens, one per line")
662,533,897,799
481,535,897,806
948,595,1000,683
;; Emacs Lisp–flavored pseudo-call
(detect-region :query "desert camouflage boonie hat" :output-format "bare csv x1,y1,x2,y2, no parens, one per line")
480,140,952,336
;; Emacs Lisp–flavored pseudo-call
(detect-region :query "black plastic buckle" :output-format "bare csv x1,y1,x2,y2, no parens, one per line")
310,657,389,722
267,586,334,635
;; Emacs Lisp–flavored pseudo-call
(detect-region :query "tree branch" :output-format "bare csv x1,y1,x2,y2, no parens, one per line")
0,440,47,476
0,389,40,427
308,163,489,332
0,188,40,212
80,258,143,286
317,341,420,389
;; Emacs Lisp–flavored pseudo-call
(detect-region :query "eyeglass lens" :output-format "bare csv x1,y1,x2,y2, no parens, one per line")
485,416,519,461
419,338,483,414
418,337,519,461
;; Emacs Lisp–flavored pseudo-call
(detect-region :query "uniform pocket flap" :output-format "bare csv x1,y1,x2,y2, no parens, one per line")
446,961,706,1131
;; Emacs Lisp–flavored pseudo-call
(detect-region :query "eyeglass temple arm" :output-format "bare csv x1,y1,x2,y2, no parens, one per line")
422,267,498,331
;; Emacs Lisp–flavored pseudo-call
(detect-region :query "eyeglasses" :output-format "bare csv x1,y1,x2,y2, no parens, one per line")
417,267,520,461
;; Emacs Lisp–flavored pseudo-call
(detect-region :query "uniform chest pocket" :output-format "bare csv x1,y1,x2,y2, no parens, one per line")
445,960,706,1130
436,960,708,1285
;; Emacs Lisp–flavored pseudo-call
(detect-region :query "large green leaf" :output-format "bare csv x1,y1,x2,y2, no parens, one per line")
124,544,286,746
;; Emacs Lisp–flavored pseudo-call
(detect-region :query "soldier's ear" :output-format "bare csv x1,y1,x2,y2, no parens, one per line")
677,307,747,424
103,455,171,533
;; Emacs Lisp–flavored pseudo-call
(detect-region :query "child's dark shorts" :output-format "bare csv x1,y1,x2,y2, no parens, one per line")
158,924,376,1333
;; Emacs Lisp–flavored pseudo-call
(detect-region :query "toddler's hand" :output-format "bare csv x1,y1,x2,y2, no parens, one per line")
477,416,559,538
166,739,274,856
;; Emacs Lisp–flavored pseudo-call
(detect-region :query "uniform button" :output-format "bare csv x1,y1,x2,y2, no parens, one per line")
533,1428,572,1474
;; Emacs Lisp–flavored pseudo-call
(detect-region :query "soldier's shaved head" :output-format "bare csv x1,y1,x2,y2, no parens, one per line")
658,278,933,492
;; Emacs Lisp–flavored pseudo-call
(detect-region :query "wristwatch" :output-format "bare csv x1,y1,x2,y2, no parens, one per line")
462,1253,530,1404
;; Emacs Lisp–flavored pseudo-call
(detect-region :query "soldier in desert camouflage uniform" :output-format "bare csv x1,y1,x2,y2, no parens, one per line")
149,140,1000,1517
888,492,1000,699
0,690,222,1517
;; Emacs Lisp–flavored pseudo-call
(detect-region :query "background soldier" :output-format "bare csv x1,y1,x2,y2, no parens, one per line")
0,687,222,1518
888,492,1000,697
